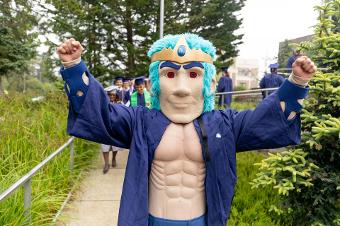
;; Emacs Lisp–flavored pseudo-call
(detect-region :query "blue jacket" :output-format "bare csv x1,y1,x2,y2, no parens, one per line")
116,89,131,104
259,73,285,98
61,61,308,226
217,76,233,105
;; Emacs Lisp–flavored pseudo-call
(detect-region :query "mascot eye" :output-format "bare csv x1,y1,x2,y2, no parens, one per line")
166,71,175,78
189,72,198,78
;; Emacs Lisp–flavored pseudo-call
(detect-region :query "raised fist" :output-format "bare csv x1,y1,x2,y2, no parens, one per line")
57,38,83,62
292,56,317,85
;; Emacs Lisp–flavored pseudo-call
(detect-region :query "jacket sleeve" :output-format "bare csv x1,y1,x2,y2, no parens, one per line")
60,61,136,148
230,79,309,152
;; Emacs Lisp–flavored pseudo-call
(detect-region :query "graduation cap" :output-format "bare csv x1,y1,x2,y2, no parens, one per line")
123,77,131,83
114,76,124,82
134,76,145,85
104,85,119,93
269,63,279,69
221,66,229,72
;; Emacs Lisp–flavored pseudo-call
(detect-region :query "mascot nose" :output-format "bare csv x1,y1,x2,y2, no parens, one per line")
173,87,191,97
173,73,191,97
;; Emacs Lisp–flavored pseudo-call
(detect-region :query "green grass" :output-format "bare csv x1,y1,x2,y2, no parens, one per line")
0,92,98,226
215,97,260,111
231,101,258,111
227,101,281,226
228,152,281,226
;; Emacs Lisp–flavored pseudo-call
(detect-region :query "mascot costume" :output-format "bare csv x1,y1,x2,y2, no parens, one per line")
57,34,316,226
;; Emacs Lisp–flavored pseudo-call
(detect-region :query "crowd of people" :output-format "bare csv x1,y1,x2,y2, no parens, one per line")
107,76,151,108
101,75,152,173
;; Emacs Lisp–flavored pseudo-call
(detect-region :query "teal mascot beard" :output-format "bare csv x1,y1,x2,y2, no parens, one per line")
148,33,217,112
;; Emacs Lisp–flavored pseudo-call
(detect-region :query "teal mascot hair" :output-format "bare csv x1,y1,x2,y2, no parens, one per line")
147,33,216,112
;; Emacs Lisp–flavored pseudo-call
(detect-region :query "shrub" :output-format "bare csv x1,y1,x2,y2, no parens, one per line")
251,1,340,225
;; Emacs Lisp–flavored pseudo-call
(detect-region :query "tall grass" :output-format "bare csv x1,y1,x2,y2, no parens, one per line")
0,92,98,226
228,101,281,225
229,152,281,225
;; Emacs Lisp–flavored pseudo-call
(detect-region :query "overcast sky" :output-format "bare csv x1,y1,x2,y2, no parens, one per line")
237,0,321,64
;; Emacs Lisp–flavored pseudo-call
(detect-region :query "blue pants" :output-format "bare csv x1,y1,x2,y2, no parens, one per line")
148,214,206,226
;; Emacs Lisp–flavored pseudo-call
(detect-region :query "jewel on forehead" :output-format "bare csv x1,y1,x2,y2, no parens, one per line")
177,45,186,57
150,36,214,64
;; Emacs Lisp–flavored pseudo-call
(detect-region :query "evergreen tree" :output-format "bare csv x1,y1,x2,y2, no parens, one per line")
39,0,244,83
0,0,37,93
40,0,160,83
164,0,245,67
251,1,340,225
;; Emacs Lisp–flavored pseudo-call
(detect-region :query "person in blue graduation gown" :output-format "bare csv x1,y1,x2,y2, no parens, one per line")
57,34,317,226
122,77,131,106
130,76,151,108
114,76,124,100
287,49,302,73
114,76,131,105
217,66,233,108
260,63,285,99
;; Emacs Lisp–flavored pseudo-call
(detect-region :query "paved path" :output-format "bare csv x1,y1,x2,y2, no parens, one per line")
56,150,128,226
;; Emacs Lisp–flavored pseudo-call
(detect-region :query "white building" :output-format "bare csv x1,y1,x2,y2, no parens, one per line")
227,58,260,90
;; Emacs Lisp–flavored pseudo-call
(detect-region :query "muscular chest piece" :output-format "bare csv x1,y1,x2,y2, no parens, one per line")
154,122,203,163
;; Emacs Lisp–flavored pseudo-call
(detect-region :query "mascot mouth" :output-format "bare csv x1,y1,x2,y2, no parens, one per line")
171,102,190,109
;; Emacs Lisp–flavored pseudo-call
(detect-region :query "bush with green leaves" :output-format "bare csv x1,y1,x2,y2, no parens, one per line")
251,1,340,225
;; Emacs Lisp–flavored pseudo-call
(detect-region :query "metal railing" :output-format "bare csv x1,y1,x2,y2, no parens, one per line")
215,87,279,105
0,137,75,225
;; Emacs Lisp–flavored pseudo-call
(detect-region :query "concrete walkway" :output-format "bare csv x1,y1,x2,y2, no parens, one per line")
56,150,128,226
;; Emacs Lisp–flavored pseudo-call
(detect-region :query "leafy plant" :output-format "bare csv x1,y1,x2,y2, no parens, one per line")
251,1,340,225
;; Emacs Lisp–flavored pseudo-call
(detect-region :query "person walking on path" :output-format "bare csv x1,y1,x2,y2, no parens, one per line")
101,86,123,174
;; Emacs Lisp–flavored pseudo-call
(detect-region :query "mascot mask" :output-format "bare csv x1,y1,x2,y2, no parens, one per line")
148,34,217,123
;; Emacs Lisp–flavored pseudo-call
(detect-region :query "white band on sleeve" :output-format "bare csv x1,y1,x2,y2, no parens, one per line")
288,73,308,87
62,57,82,68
